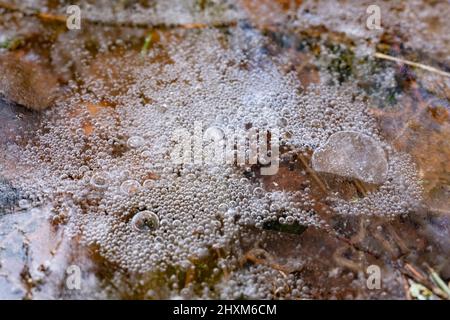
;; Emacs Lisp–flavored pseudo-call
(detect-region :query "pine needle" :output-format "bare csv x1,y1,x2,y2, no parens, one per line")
298,153,328,194
374,52,450,78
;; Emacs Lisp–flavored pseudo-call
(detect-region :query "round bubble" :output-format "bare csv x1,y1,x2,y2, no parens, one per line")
127,136,145,148
131,211,159,232
120,180,141,195
90,172,109,189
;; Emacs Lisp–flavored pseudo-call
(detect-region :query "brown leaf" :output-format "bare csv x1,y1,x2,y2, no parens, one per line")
0,53,59,111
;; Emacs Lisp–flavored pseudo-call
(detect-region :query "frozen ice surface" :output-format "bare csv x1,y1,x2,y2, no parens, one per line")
0,206,107,299
0,178,17,212
2,0,446,299
312,131,388,184
0,27,422,274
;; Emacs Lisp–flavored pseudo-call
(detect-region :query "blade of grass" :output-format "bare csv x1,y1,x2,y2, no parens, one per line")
141,33,153,57
426,264,450,299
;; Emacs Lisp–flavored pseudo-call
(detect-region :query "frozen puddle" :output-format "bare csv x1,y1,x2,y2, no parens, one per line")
0,0,440,299
2,28,422,276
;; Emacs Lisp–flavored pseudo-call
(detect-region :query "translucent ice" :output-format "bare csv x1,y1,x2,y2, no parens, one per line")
312,131,388,184
0,179,17,212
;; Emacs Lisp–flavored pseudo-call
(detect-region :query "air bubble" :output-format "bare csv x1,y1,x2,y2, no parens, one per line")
127,136,145,148
218,203,228,212
253,187,264,197
120,180,141,195
143,180,155,189
18,199,31,209
141,150,152,158
131,211,159,232
90,172,109,189
172,219,182,228
277,117,288,127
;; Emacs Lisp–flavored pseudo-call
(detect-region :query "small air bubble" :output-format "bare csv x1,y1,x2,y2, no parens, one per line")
131,211,159,232
218,203,228,212
18,199,31,209
253,187,264,197
143,180,154,189
127,136,145,148
121,180,141,195
90,172,109,189
141,150,152,158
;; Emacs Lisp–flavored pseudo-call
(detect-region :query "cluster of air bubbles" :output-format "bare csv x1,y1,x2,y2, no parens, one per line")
330,152,422,217
71,170,251,272
215,264,306,300
4,26,422,277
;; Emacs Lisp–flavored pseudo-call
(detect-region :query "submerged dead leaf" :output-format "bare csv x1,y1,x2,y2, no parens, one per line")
0,53,59,111
238,0,302,26
373,86,450,203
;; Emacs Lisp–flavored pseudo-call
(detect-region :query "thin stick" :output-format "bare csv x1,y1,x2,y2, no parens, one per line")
298,153,328,193
184,267,195,288
402,274,412,300
374,52,450,78
405,263,426,282
353,180,367,197
385,224,410,255
403,263,448,299
429,207,450,215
